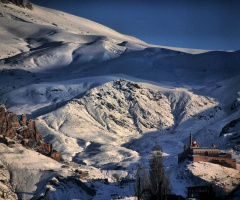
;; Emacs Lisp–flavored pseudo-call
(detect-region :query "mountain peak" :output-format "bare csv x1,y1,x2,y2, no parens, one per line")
69,79,174,135
1,0,33,9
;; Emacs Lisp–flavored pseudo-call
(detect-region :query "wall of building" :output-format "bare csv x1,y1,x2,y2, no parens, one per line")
191,155,237,169
191,148,219,156
187,185,216,200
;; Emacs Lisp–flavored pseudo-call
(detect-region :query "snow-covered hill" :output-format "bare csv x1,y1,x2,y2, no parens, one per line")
33,79,226,167
171,160,240,197
0,2,147,64
0,2,240,199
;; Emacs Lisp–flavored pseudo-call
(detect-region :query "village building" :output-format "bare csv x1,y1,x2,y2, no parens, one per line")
178,133,237,169
187,185,216,200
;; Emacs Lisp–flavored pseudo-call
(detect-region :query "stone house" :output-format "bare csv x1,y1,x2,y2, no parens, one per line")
178,133,237,169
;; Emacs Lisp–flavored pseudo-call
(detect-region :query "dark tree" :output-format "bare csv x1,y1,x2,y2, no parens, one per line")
149,144,171,200
135,161,151,200
136,144,171,200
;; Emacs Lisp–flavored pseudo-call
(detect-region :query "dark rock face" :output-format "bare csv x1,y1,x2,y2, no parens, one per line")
0,0,33,9
0,105,21,139
220,118,240,152
20,114,27,125
220,118,240,137
0,104,61,161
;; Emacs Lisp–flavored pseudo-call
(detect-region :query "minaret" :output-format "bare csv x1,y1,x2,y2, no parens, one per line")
190,133,193,148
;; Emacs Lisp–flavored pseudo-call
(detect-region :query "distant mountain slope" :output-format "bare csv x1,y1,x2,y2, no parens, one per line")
75,48,240,85
0,1,211,74
0,2,147,61
1,2,239,87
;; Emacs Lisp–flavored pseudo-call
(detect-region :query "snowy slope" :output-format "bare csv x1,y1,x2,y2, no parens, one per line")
0,143,62,199
0,143,136,200
0,2,240,200
73,49,240,85
0,2,208,62
171,160,240,197
33,79,226,169
0,2,147,67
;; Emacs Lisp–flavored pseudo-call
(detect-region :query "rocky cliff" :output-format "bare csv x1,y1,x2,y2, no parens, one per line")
71,79,174,134
0,105,21,139
220,118,240,152
0,104,61,161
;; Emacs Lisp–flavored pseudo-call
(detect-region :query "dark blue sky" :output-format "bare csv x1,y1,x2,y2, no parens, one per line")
31,0,240,50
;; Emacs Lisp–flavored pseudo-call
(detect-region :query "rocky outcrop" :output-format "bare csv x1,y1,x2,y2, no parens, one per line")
220,118,240,152
0,104,61,161
71,79,174,134
19,118,41,146
0,161,18,200
20,114,27,125
0,0,33,9
231,98,240,110
0,104,21,139
34,175,96,200
220,118,240,137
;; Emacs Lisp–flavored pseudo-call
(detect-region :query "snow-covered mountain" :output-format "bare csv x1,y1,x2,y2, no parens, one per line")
0,2,240,199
